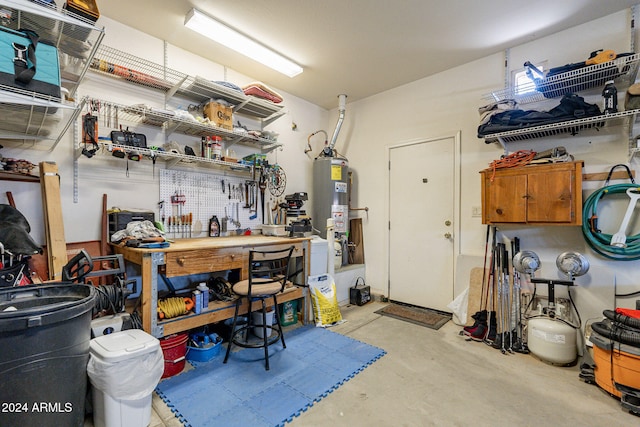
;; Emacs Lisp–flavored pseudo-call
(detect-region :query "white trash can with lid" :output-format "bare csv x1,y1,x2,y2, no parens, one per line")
87,329,164,427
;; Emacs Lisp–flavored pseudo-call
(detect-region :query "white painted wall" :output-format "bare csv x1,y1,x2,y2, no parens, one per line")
3,9,638,331
337,9,640,328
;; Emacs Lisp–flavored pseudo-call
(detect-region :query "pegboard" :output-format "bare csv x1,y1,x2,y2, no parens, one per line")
159,169,264,238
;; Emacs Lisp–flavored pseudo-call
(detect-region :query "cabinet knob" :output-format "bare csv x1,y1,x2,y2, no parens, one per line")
444,232,452,239
496,209,503,215
177,257,186,265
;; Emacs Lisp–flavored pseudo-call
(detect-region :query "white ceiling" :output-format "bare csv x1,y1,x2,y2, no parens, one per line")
98,0,639,110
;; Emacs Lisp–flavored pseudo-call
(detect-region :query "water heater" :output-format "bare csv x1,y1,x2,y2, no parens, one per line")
312,156,349,240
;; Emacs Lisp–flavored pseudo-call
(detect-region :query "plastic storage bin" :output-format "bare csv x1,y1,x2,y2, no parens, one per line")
88,329,164,427
252,310,275,338
0,284,96,427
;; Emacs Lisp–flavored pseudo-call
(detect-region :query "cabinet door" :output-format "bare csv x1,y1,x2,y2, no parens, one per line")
526,170,574,223
484,174,527,223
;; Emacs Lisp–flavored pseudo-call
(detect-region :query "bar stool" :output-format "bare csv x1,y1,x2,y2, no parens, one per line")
223,246,294,370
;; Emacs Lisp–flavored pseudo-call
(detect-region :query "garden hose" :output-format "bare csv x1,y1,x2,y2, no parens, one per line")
582,183,640,260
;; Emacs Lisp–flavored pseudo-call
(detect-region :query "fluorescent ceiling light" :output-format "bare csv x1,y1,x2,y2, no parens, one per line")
184,8,303,78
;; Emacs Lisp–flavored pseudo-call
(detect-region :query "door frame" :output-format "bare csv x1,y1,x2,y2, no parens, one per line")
386,131,462,301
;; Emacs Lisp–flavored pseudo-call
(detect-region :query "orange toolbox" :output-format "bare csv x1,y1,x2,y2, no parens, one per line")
62,0,100,41
63,0,100,22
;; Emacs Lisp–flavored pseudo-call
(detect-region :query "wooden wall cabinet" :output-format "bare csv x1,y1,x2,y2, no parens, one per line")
480,161,583,225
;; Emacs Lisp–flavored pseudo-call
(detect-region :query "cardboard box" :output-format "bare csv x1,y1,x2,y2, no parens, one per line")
204,102,233,130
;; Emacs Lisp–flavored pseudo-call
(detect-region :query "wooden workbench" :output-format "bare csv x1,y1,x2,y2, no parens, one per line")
113,235,311,338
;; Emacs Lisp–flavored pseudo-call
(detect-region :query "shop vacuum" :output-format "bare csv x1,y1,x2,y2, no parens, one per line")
590,309,640,414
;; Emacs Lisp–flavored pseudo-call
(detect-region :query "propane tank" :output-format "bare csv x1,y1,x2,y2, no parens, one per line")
527,317,577,365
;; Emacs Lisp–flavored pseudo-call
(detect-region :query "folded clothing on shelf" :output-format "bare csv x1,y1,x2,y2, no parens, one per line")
478,92,602,139
242,81,283,103
212,80,243,93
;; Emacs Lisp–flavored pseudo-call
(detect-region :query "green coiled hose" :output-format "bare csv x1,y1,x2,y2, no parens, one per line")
582,183,640,260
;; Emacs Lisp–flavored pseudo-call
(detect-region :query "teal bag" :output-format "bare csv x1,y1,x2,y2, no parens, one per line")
0,26,61,103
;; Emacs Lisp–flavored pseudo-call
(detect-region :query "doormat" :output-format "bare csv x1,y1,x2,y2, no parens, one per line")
375,303,451,330
155,326,385,427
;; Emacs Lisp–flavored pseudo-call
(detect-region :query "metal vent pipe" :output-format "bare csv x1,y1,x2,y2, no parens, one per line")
327,94,347,153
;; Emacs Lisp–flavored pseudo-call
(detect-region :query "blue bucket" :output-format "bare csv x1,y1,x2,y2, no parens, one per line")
186,333,223,362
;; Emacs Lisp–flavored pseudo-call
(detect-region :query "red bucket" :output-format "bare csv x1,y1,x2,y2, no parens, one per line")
160,333,188,378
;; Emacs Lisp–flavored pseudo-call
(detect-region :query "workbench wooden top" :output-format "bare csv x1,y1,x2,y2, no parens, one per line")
112,234,310,253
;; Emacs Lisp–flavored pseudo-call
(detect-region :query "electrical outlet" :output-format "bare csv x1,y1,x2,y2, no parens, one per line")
472,206,482,217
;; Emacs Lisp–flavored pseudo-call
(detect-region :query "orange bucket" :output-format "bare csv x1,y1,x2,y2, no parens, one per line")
160,333,188,378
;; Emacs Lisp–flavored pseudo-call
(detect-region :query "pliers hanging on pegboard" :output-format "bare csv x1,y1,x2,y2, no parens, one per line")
259,169,267,224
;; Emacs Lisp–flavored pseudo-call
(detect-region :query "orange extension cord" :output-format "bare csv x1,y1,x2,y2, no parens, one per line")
488,150,536,181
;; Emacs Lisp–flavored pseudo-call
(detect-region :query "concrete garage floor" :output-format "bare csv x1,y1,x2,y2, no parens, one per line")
142,301,634,427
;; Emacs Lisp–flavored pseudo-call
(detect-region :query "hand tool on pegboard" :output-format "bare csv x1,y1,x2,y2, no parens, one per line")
248,181,258,220
244,182,251,208
171,191,186,238
259,168,267,224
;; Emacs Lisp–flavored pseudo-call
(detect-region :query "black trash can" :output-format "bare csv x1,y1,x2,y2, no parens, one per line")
0,284,96,427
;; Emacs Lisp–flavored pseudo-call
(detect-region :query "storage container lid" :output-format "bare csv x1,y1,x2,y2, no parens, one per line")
90,329,159,361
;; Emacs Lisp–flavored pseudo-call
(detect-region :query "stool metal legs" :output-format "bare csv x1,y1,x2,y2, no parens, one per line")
223,297,242,364
223,295,286,371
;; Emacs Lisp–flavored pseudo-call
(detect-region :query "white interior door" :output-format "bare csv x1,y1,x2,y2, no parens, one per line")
389,136,456,312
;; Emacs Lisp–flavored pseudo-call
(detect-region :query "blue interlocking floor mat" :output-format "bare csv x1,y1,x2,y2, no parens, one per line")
155,326,386,427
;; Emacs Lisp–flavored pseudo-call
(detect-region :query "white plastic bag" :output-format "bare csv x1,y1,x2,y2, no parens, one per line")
87,346,164,400
447,287,469,326
308,274,344,327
